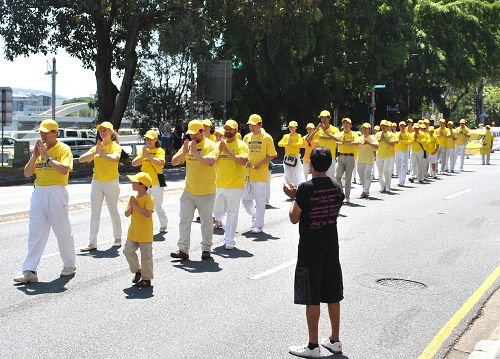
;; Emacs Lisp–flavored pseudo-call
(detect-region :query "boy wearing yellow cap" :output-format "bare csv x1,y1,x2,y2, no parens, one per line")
202,119,216,142
213,120,249,249
124,172,155,287
306,110,340,182
278,121,305,186
302,123,319,181
14,119,76,283
455,119,470,171
171,120,218,259
242,114,277,233
131,129,168,232
427,127,440,178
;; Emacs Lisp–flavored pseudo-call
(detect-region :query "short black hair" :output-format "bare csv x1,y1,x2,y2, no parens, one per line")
310,147,332,172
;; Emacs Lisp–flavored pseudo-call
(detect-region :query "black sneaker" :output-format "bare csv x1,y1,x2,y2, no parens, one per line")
170,250,189,259
132,272,141,283
201,251,212,260
134,279,151,288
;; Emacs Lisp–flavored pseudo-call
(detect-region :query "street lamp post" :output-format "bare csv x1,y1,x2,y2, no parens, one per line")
369,84,386,130
45,58,57,121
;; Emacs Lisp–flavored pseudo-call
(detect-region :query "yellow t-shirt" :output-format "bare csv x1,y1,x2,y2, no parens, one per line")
480,131,494,155
236,132,242,140
127,194,154,243
446,129,456,149
395,131,411,152
175,138,218,195
278,133,304,156
427,134,439,154
357,135,378,164
317,125,339,158
410,132,428,152
134,147,165,186
337,131,359,154
455,127,470,145
375,132,395,159
216,139,249,188
243,131,277,182
435,127,450,147
34,141,73,186
85,141,122,182
302,138,318,163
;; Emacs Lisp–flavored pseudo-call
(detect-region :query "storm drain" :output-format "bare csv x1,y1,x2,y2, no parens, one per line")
375,278,427,290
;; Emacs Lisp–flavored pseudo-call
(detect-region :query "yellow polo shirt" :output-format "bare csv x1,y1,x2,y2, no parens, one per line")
216,139,249,188
427,134,439,154
134,147,165,186
317,125,339,158
395,131,411,152
84,141,122,182
375,132,395,159
302,138,318,163
127,194,154,243
410,132,428,152
175,138,218,195
435,127,450,147
278,133,304,156
236,132,242,140
337,130,359,154
455,127,470,145
34,141,73,186
357,135,378,164
446,129,456,149
243,131,277,182
480,130,494,155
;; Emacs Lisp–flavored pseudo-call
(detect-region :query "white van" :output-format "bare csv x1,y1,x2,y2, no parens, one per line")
58,137,96,159
58,128,96,139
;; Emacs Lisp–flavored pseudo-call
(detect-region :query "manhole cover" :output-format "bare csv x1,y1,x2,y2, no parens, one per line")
376,278,427,290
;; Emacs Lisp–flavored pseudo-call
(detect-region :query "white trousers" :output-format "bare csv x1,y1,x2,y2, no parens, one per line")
455,145,466,170
283,156,305,185
395,151,408,185
303,161,311,181
89,179,122,245
23,186,76,272
213,188,243,246
445,148,456,171
376,157,393,191
357,163,373,194
410,151,425,181
437,147,448,172
242,181,268,229
482,154,490,164
178,191,215,253
149,185,168,228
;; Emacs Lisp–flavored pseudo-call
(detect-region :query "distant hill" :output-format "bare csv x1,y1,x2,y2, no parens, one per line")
12,88,67,99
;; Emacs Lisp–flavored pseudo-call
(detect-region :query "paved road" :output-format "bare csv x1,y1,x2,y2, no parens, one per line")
0,154,498,358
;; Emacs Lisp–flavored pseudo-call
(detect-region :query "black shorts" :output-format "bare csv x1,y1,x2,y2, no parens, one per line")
294,243,343,305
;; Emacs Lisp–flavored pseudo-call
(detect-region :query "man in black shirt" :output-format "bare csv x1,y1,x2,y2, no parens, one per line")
284,147,345,358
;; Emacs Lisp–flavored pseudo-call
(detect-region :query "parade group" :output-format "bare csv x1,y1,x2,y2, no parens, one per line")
13,110,495,289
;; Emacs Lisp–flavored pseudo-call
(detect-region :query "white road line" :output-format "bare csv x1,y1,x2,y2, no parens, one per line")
40,239,115,260
251,259,296,280
445,188,472,200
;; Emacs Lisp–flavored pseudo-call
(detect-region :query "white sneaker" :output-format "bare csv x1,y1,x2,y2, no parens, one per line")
14,270,38,284
224,244,235,250
159,227,167,232
321,338,342,354
112,239,122,247
251,227,263,233
60,267,76,277
288,344,320,358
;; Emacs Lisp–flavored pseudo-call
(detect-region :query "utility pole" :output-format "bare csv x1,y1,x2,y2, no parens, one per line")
369,84,386,131
45,58,57,120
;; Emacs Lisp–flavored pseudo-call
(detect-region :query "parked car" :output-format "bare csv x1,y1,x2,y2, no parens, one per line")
58,137,96,159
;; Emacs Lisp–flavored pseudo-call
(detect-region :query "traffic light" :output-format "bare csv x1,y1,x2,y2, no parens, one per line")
366,91,372,104
0,87,13,126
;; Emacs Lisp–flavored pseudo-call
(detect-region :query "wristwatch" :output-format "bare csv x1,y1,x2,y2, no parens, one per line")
46,157,53,164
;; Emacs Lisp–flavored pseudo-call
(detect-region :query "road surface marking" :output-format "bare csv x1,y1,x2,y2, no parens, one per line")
418,265,500,359
251,260,296,280
41,240,115,260
445,189,471,200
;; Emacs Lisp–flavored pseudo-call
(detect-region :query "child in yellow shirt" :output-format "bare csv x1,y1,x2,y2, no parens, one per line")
124,172,155,288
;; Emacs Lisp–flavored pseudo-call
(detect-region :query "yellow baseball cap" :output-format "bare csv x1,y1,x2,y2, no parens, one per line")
288,121,298,127
306,123,315,129
423,118,430,124
247,114,263,125
479,123,484,127
342,118,352,124
186,120,204,135
447,121,453,125
35,119,59,133
413,124,420,129
318,110,331,118
380,120,389,126
460,119,466,124
486,125,490,129
96,121,114,131
428,126,435,131
362,123,371,129
406,118,413,123
399,121,406,126
224,119,238,129
202,119,213,127
439,118,446,123
127,172,152,187
374,125,380,131
214,127,224,136
144,130,158,139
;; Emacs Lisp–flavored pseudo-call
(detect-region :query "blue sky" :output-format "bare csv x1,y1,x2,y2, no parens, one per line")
0,39,121,99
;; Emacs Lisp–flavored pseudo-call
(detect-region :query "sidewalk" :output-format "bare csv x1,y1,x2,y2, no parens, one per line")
445,287,500,359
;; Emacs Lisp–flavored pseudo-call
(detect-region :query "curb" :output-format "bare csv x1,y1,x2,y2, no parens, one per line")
468,340,500,358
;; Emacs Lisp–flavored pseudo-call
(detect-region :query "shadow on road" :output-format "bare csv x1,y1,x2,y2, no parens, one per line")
172,258,222,273
123,286,154,299
241,230,280,242
77,246,121,259
212,245,253,259
154,232,166,242
15,276,73,295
